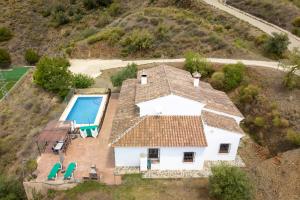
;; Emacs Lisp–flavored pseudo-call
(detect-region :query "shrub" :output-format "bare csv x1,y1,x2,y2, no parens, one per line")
155,23,169,40
111,63,137,87
0,174,26,200
108,2,121,16
272,116,289,128
292,16,300,27
281,49,300,90
209,164,252,200
121,29,154,53
73,74,95,88
184,51,214,77
25,159,38,174
254,116,265,127
95,12,112,28
263,32,289,58
0,48,11,69
24,49,40,65
286,129,300,145
52,11,69,27
83,0,112,10
292,28,300,37
33,56,73,98
0,27,13,42
88,27,124,45
254,34,269,46
238,84,260,104
223,62,245,91
211,71,225,89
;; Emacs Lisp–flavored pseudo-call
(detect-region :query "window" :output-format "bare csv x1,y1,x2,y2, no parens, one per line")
219,144,230,153
148,148,159,160
183,152,195,162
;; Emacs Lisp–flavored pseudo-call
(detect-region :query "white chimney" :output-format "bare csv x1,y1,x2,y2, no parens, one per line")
192,71,201,87
141,71,147,85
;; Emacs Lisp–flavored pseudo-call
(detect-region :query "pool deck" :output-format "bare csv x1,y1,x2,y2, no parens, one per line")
35,93,121,185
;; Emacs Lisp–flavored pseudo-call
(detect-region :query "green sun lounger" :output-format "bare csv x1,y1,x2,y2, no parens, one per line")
64,162,77,180
48,162,62,180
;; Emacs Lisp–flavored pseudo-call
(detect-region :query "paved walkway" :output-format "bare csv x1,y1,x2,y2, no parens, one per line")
69,58,281,78
36,93,121,185
201,0,300,50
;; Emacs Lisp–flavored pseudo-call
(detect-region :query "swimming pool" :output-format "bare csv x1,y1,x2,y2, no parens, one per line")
60,95,108,127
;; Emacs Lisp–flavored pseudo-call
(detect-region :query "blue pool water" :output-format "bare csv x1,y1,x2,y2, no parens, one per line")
66,97,103,124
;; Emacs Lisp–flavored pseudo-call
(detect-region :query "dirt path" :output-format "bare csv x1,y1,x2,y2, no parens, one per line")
69,58,281,78
201,0,300,50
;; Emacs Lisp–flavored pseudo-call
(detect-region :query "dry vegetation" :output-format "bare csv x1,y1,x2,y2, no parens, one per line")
227,0,300,36
0,71,65,175
0,0,269,66
72,1,267,60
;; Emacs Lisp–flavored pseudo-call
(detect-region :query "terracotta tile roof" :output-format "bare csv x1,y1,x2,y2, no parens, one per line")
202,111,244,135
110,79,140,143
111,116,207,147
135,65,243,118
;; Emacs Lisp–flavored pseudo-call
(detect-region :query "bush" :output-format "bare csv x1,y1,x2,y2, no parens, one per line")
24,49,40,65
292,28,300,37
223,62,245,91
0,174,26,200
88,27,124,45
0,27,13,42
155,23,170,40
121,29,154,53
33,57,73,98
184,51,214,77
108,2,121,16
209,164,252,200
111,63,137,87
281,49,300,90
83,0,112,10
238,84,260,104
211,71,225,89
254,34,269,46
263,32,289,58
286,129,300,145
0,48,11,69
254,116,265,127
25,159,38,174
292,16,300,27
272,116,289,128
73,73,95,88
95,12,112,28
52,11,69,27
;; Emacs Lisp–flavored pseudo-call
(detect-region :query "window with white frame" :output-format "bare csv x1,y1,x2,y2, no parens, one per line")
219,144,230,153
148,148,160,160
183,152,195,162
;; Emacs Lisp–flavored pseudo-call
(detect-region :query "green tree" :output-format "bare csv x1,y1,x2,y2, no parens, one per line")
223,62,245,91
111,63,137,87
209,164,253,200
33,57,73,98
280,48,300,89
73,73,95,88
0,48,11,69
24,49,40,65
184,51,214,77
263,32,290,58
0,27,13,42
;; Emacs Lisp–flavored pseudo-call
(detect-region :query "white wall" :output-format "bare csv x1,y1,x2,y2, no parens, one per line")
202,124,242,161
137,95,205,116
114,147,206,170
114,147,147,167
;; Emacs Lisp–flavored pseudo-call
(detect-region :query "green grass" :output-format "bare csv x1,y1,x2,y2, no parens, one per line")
55,174,209,200
0,67,29,99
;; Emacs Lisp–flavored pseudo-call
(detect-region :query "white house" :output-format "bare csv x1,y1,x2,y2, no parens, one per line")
110,65,244,171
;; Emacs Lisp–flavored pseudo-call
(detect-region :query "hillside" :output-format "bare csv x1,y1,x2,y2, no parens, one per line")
0,0,268,66
227,0,300,36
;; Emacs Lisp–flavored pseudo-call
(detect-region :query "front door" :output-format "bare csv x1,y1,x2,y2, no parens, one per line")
147,148,160,170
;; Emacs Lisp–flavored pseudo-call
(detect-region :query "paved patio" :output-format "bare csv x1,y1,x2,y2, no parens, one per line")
35,93,121,185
